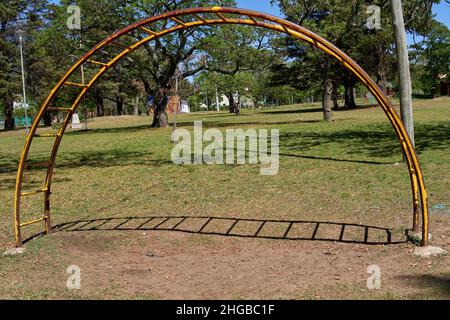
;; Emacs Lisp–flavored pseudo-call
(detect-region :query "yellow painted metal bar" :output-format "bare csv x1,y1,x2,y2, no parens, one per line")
21,188,48,197
35,133,60,138
247,15,258,24
13,6,429,248
215,12,229,22
20,217,47,228
86,60,109,67
139,26,159,35
110,42,132,50
193,13,207,23
64,81,88,88
170,17,186,26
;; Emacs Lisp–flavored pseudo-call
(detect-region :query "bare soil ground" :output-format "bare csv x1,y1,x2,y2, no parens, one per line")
1,213,449,300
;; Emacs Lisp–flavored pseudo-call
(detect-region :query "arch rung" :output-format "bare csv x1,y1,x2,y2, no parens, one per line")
64,81,88,88
35,133,60,138
139,26,159,36
215,12,228,22
170,17,186,26
21,188,49,197
86,60,109,67
247,15,258,24
192,13,207,23
20,217,47,228
110,42,132,50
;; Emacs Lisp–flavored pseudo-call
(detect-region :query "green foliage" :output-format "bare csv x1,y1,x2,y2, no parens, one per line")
0,0,49,129
411,21,450,94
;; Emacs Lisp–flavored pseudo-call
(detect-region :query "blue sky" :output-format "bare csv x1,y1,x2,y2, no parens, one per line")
235,0,282,16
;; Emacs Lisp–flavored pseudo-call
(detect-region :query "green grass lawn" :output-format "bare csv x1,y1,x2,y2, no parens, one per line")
0,97,449,299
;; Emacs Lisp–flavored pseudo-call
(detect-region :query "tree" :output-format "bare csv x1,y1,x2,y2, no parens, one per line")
0,0,49,130
411,21,450,94
120,0,236,127
198,24,278,114
271,0,369,121
391,0,414,146
388,0,439,145
271,0,441,122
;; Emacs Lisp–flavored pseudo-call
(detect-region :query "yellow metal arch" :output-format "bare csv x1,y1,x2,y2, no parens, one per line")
13,7,429,247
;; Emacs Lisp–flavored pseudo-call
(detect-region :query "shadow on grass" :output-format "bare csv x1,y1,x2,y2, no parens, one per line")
257,105,379,115
23,215,407,246
258,108,324,115
0,149,173,176
280,121,450,159
2,121,449,178
52,119,450,157
173,119,322,128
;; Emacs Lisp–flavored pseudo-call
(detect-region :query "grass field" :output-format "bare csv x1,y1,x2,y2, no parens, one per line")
0,98,449,299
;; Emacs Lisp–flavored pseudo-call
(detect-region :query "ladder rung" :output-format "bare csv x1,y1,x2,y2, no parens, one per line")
110,42,131,50
64,81,88,88
20,217,47,228
247,15,258,24
21,188,49,197
47,107,71,112
34,133,60,138
139,26,159,36
86,59,109,67
170,17,186,26
280,23,289,33
216,13,228,22
25,161,51,169
193,13,207,23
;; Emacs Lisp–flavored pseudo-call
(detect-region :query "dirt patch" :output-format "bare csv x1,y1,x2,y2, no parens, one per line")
51,215,449,299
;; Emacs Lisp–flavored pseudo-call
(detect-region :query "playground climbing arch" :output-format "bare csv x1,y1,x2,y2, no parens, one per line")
13,7,429,247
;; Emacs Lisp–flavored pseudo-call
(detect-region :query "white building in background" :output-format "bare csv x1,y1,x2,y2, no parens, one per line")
219,94,230,107
180,100,190,113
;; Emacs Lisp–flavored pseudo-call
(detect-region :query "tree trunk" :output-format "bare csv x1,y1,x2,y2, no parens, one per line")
94,87,104,117
227,93,235,114
133,96,140,116
391,0,415,146
3,96,15,130
322,78,334,122
116,95,124,116
151,91,169,128
227,92,240,115
332,82,339,110
344,82,357,109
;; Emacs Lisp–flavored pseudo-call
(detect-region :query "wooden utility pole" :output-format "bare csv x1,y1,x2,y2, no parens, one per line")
391,0,415,146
